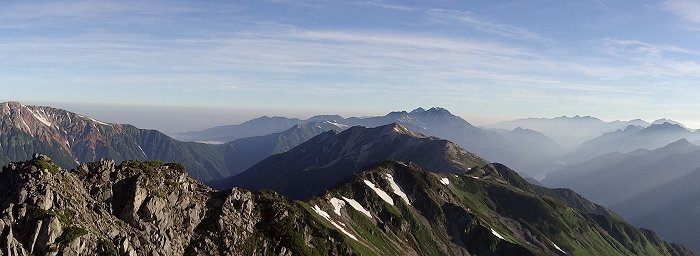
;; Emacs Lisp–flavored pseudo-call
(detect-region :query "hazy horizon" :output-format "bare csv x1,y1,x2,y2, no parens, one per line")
2,100,697,133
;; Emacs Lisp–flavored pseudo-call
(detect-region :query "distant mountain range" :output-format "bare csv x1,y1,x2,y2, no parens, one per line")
567,123,700,164
543,139,700,252
487,115,651,149
173,116,347,143
179,107,562,178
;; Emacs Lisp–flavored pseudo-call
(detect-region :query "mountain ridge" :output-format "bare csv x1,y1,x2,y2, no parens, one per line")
0,154,691,256
213,123,488,199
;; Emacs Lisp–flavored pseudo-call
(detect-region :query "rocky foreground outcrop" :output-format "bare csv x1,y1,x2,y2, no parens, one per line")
0,154,352,256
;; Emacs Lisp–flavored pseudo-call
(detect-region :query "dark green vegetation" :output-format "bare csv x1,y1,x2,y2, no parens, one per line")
304,161,692,255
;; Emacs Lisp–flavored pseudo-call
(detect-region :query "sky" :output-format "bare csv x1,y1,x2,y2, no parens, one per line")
2,0,700,131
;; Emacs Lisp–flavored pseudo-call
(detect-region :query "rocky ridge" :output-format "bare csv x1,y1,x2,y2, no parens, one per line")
0,154,692,256
0,154,352,256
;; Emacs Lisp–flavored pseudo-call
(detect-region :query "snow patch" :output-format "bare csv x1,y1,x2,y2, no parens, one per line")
312,205,331,219
470,176,479,179
385,174,410,205
491,228,505,240
137,145,147,157
20,117,31,133
552,242,566,254
312,204,357,241
329,197,345,216
440,177,450,185
324,120,350,129
364,180,394,205
88,117,110,126
341,197,372,218
194,141,225,145
24,106,52,127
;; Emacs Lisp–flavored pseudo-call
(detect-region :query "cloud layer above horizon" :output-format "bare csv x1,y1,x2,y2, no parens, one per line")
2,0,700,128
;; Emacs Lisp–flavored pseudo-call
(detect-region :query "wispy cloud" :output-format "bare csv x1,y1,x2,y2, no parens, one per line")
662,0,700,25
426,9,544,41
599,38,700,78
352,1,417,11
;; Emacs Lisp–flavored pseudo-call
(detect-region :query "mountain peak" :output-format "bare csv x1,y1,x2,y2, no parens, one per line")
409,107,426,113
307,115,345,122
644,122,688,133
426,107,451,114
652,118,686,129
1,101,24,108
667,138,692,146
658,138,697,151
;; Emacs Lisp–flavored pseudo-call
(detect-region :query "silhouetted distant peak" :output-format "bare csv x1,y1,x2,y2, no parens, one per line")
623,125,644,131
553,115,602,122
651,118,686,128
511,127,540,135
408,107,457,119
644,122,687,133
426,107,451,114
306,115,344,122
386,111,408,117
662,138,693,149
410,107,426,113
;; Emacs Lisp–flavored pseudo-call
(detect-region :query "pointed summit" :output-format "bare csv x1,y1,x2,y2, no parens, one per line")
426,107,451,114
410,107,426,113
651,118,687,129
644,122,688,133
658,138,697,152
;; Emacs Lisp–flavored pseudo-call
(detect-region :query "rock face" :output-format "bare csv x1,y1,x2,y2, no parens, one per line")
0,155,352,256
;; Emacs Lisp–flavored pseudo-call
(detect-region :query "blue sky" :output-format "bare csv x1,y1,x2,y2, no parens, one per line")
2,0,700,131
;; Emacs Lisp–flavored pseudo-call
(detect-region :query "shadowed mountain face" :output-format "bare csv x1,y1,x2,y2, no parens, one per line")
544,139,700,206
220,121,344,176
543,139,700,252
0,102,337,182
1,154,691,256
614,168,700,253
212,123,489,199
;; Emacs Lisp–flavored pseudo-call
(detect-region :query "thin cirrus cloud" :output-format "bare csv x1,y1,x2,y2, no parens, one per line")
662,0,700,25
1,26,697,101
425,9,545,41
